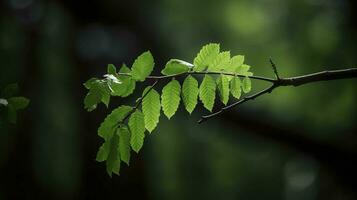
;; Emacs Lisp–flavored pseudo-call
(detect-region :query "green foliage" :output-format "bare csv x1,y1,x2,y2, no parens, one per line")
142,87,161,132
182,75,199,114
209,51,231,71
111,64,136,97
217,75,230,105
0,83,30,124
242,76,252,93
105,133,121,176
118,126,131,165
161,59,192,75
129,110,145,153
131,51,155,81
84,43,255,176
230,76,242,99
199,75,216,111
193,43,220,71
98,106,133,140
161,80,181,119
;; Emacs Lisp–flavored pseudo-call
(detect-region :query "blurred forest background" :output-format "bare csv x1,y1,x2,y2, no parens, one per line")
0,0,357,199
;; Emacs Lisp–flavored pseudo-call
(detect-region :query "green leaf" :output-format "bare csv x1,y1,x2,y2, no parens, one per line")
84,81,111,111
129,110,145,153
84,78,99,89
230,76,242,99
242,76,252,93
216,75,230,105
98,105,133,140
199,75,216,111
142,87,161,132
7,97,30,110
107,64,116,74
161,59,192,75
96,140,111,162
111,64,136,97
1,83,19,98
225,55,244,74
118,126,131,165
182,75,198,114
131,51,154,81
161,80,181,119
106,133,121,176
208,51,231,71
236,64,253,76
193,43,220,71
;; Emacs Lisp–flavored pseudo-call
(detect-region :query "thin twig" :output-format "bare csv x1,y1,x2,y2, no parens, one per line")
269,58,280,80
117,71,275,83
198,68,357,123
198,84,277,124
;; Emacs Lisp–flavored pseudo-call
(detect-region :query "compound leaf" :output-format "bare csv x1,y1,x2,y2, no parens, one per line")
161,80,181,119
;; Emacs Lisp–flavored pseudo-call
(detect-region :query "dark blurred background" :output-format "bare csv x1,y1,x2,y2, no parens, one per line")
0,0,357,199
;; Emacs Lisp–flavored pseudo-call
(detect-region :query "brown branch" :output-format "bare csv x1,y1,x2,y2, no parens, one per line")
198,68,357,123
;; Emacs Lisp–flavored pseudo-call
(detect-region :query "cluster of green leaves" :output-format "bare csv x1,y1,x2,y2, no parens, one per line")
0,83,30,124
84,43,254,176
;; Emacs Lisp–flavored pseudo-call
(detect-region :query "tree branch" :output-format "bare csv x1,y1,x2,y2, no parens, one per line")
198,68,357,123
117,71,275,83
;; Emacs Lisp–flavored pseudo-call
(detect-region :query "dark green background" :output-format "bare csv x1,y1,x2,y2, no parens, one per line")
0,0,356,199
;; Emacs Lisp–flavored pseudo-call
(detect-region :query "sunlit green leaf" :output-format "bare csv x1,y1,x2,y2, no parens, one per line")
208,51,231,71
217,75,230,105
199,75,216,111
111,64,136,97
129,110,145,153
107,64,116,74
236,64,253,76
161,80,181,119
98,105,133,140
131,51,154,81
161,59,192,75
242,76,252,93
142,87,161,132
230,76,242,99
193,43,220,71
182,75,198,114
